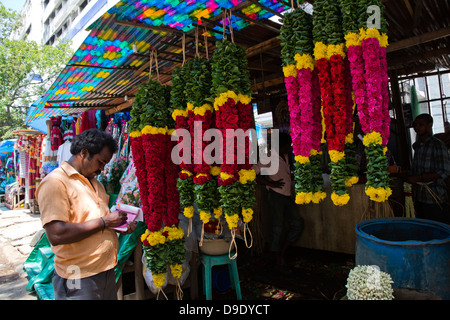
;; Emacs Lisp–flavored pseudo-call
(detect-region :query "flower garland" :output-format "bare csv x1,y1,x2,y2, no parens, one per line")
185,56,222,242
141,226,185,290
344,0,391,202
211,38,256,254
131,75,185,291
313,0,351,206
280,8,326,205
171,65,196,226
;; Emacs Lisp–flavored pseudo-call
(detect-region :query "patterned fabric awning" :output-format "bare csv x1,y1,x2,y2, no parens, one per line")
26,0,288,126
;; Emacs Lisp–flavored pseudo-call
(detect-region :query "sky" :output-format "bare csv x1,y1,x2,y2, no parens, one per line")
1,0,26,12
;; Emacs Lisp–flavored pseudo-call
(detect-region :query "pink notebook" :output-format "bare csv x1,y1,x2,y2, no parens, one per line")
112,203,143,232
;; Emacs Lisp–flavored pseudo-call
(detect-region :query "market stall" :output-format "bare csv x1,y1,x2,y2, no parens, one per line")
22,0,450,300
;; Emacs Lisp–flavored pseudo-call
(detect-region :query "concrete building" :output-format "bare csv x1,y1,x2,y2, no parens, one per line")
16,0,117,50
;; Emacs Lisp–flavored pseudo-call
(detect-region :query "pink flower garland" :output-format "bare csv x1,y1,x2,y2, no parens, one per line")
347,45,370,134
297,68,314,158
362,38,384,140
311,69,323,152
285,75,302,156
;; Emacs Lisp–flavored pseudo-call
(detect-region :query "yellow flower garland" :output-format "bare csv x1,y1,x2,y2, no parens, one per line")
360,28,388,48
214,207,222,219
193,104,214,116
183,206,194,219
170,264,183,279
225,213,239,229
365,186,392,202
213,90,251,111
238,169,256,184
219,171,234,180
282,64,297,78
241,208,253,223
152,273,166,289
363,131,383,147
130,130,142,138
171,109,188,120
294,53,315,71
314,42,327,60
209,166,221,176
329,150,345,163
344,32,361,47
345,176,359,187
295,155,310,164
200,210,211,224
141,125,169,135
331,192,350,206
326,43,346,60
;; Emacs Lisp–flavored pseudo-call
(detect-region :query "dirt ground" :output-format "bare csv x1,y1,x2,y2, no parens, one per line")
196,243,355,300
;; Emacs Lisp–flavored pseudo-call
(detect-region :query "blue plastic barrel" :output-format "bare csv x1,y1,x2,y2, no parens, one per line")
212,268,231,292
355,218,450,299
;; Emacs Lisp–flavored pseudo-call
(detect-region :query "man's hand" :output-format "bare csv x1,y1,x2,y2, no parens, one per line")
120,221,138,235
103,210,127,228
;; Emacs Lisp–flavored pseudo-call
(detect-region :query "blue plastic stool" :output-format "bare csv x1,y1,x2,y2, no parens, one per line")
200,253,242,300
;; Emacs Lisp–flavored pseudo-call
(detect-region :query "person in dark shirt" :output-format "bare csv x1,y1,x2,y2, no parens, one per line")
408,114,450,224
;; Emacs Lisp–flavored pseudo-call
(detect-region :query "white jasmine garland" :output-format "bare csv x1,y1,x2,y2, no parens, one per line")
346,265,394,300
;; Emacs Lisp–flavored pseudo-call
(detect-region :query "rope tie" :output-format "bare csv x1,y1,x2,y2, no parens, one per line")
243,223,253,248
417,181,442,210
229,229,238,260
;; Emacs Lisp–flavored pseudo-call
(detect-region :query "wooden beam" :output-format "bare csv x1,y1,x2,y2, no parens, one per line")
67,64,137,71
46,97,119,103
114,19,194,38
247,0,284,18
387,26,450,53
105,98,135,115
388,47,450,69
251,76,284,91
246,36,281,58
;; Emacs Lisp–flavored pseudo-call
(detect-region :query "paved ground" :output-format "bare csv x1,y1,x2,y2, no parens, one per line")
0,204,42,300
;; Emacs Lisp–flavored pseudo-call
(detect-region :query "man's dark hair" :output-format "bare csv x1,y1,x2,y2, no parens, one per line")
70,128,118,156
414,113,433,125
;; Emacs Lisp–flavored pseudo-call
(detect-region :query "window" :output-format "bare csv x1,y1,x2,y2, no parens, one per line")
80,0,88,11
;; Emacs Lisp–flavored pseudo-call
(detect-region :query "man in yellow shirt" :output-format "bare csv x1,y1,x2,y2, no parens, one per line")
36,129,137,300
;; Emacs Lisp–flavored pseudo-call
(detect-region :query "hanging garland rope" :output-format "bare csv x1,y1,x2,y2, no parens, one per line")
343,0,391,202
211,9,255,258
313,0,352,206
280,6,326,205
130,50,185,293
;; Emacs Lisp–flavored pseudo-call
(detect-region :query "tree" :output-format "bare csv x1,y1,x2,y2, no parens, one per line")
0,3,73,139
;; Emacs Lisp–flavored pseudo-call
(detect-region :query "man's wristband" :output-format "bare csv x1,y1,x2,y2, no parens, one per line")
100,217,106,230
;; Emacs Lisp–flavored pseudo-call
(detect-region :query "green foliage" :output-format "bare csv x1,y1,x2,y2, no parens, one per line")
339,0,360,34
365,144,389,188
194,178,220,214
356,0,389,33
210,39,251,99
134,80,170,129
279,7,313,66
0,3,73,138
185,56,212,107
177,178,195,209
169,65,187,112
312,0,343,45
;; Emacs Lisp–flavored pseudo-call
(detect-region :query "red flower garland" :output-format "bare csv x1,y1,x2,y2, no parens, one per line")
142,132,167,232
130,134,151,225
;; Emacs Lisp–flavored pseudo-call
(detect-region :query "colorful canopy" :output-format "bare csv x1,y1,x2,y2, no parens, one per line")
26,0,288,128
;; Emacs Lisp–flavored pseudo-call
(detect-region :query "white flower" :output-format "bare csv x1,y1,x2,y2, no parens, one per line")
346,265,394,300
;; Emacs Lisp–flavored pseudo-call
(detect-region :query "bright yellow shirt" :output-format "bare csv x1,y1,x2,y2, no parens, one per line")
36,161,118,279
